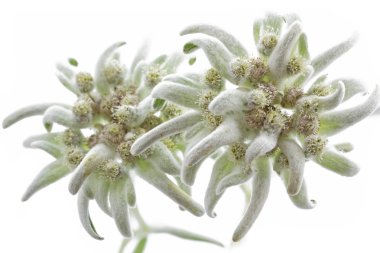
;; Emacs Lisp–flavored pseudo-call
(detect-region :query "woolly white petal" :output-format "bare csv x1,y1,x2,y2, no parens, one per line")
180,24,248,57
278,139,305,196
245,131,279,166
268,21,302,79
301,81,345,111
183,37,234,81
274,157,315,209
135,160,205,216
182,118,242,185
162,52,184,74
68,144,115,195
216,162,253,195
332,78,368,102
95,41,126,95
124,171,136,207
150,142,181,175
131,60,147,87
42,105,89,132
311,33,358,77
87,175,111,217
109,177,133,238
56,73,80,95
293,65,314,88
131,111,202,155
163,73,202,88
204,151,234,217
151,81,200,109
2,103,70,129
23,132,60,148
77,190,103,240
232,158,271,242
29,141,63,158
319,85,380,136
56,62,75,79
208,89,249,116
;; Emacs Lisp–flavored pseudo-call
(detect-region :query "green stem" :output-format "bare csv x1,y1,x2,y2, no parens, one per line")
118,238,131,253
240,183,251,209
132,206,149,231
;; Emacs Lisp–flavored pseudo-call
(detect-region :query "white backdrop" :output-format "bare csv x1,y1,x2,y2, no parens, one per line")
1,1,380,253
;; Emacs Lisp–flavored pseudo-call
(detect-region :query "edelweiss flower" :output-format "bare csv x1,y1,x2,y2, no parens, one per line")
3,42,206,240
132,13,380,241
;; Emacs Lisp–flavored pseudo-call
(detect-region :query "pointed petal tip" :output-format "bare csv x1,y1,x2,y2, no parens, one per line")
21,193,30,202
287,185,301,196
179,29,188,36
287,177,303,196
206,211,217,218
194,207,206,217
181,174,195,187
44,123,53,132
232,232,243,242
129,144,139,156
68,181,80,195
350,32,360,45
2,120,9,129
94,235,104,240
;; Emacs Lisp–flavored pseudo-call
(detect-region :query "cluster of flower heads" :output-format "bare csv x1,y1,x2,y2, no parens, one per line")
3,12,380,247
131,13,380,241
3,41,222,249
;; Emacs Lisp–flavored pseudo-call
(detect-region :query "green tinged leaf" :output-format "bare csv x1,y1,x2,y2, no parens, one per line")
150,226,223,247
153,98,166,110
133,237,148,253
188,57,196,65
263,12,284,35
334,142,354,153
298,33,309,59
253,18,262,45
183,43,198,54
313,149,359,176
68,58,78,67
22,159,72,201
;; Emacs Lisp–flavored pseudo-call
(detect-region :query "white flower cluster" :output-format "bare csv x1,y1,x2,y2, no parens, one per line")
3,12,379,251
132,13,380,241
